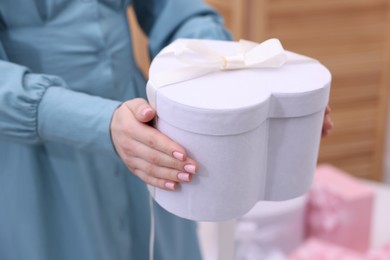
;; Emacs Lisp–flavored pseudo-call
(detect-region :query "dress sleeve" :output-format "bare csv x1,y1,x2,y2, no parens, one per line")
131,0,232,58
0,41,121,154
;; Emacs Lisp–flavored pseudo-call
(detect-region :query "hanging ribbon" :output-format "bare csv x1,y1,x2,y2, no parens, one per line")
147,38,315,108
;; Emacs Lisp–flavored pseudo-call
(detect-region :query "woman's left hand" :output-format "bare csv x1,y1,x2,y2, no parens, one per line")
322,105,333,138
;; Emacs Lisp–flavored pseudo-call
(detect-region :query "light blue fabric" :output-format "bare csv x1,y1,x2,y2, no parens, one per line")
0,1,231,259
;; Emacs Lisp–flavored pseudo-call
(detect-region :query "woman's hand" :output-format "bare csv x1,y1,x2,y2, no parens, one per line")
110,98,197,191
322,105,333,138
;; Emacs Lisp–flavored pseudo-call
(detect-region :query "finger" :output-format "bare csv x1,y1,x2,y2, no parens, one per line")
115,111,197,172
321,116,334,138
324,115,334,131
127,156,193,183
128,157,192,189
126,139,197,173
322,129,329,138
124,98,156,123
325,105,331,115
131,123,195,165
133,168,179,191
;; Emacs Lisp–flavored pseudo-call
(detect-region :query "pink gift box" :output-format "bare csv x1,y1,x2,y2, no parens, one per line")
367,242,390,260
289,238,365,260
306,164,374,252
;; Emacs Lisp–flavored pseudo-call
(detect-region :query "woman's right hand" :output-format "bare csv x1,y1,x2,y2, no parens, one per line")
110,98,197,191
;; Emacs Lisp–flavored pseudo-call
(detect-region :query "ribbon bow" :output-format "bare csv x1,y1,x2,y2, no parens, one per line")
167,38,287,70
147,38,314,108
148,38,300,108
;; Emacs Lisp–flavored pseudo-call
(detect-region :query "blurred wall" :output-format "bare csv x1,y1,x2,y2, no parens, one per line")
205,0,390,182
385,108,390,184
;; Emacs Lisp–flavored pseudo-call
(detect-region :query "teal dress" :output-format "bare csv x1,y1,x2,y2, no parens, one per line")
0,1,231,259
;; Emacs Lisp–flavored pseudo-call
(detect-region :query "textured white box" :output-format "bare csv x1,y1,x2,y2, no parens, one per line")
147,39,331,221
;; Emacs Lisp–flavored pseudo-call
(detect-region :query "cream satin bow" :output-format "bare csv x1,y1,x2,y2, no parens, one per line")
165,38,287,69
147,38,314,108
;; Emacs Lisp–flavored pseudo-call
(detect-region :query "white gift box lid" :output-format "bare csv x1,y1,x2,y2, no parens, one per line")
147,39,331,135
147,39,331,221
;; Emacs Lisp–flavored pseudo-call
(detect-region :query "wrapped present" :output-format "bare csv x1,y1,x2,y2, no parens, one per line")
306,164,374,252
289,238,365,260
367,242,390,260
235,196,307,259
146,38,331,221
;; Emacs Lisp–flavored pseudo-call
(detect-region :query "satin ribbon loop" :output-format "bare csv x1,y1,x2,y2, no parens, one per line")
174,40,224,68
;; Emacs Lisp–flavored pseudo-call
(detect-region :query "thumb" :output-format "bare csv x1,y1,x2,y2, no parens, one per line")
125,98,156,123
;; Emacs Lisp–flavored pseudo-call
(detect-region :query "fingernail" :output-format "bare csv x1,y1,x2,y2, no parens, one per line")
173,151,185,161
165,182,176,190
184,164,196,174
142,108,153,117
178,172,190,182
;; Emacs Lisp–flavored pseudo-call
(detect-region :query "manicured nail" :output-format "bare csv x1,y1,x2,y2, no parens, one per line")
178,172,190,182
165,182,176,190
330,120,334,127
142,108,153,117
173,151,185,161
184,164,196,174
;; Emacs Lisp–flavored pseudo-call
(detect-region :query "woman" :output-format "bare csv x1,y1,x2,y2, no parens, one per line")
0,1,332,259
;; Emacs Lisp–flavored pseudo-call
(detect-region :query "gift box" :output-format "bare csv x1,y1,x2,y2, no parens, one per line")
146,38,331,221
289,238,366,260
367,242,390,260
235,195,307,259
306,164,374,252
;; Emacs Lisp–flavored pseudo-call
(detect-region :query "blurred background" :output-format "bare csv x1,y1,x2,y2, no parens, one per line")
128,0,390,184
